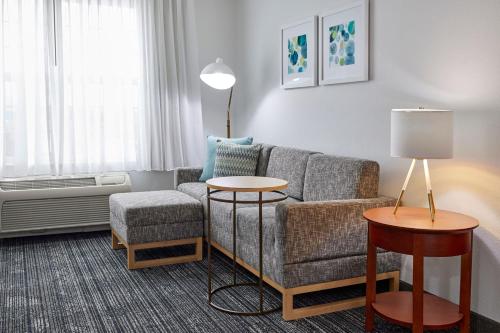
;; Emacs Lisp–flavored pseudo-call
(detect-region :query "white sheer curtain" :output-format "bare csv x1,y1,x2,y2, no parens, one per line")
0,0,53,177
137,0,204,171
0,0,203,178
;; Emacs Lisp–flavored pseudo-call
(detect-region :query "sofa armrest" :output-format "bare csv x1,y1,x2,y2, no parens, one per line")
274,196,396,265
174,167,203,187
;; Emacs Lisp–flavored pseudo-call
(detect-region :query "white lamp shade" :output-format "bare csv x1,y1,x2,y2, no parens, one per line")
200,58,236,90
391,109,453,159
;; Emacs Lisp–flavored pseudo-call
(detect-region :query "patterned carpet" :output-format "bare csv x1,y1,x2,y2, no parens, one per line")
0,231,459,333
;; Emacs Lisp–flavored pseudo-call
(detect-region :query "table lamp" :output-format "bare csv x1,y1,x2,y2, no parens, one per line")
200,58,236,138
391,108,453,221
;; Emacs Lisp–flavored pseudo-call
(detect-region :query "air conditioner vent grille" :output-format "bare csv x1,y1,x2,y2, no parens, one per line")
1,196,110,232
0,177,96,191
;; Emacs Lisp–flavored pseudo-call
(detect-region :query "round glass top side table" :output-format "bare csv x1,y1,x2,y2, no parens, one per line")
364,207,479,333
206,176,288,316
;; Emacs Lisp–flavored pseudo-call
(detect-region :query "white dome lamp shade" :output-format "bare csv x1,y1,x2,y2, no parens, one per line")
200,58,236,90
200,58,236,138
391,108,453,221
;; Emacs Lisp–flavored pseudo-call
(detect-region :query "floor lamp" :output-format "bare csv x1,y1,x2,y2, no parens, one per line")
200,58,236,138
391,109,453,221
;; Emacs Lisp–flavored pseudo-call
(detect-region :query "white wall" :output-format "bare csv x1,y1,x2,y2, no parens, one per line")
128,171,174,192
194,0,240,139
231,0,500,322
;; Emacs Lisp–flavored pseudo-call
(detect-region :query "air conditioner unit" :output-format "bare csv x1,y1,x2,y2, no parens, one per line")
0,173,131,238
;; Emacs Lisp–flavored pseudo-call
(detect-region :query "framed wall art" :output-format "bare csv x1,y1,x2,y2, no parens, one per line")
319,0,369,85
281,16,318,89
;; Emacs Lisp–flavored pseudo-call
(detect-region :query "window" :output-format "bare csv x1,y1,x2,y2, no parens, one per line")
0,0,203,178
2,0,144,175
1,0,52,176
59,0,143,171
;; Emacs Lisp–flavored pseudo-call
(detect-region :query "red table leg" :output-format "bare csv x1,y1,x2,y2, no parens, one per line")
413,234,424,333
365,225,377,332
459,247,472,333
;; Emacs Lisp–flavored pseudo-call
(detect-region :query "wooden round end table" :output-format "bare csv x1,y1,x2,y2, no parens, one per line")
206,176,288,316
364,207,479,333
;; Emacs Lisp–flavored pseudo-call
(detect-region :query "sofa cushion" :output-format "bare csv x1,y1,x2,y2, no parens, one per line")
202,191,300,240
213,143,260,177
303,154,379,201
234,206,282,283
202,193,300,284
265,146,316,200
177,182,207,201
282,252,401,288
199,136,253,182
109,190,202,228
109,190,203,244
255,143,275,176
112,219,203,245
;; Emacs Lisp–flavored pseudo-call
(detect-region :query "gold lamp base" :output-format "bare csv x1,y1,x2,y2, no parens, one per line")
393,158,436,221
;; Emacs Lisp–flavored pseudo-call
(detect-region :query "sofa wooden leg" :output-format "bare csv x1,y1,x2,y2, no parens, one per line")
209,239,401,320
111,230,125,250
282,293,365,321
282,291,294,320
281,271,401,320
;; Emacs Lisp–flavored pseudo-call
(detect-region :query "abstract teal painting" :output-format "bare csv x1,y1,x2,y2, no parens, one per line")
329,20,355,68
319,0,368,85
288,34,308,74
281,16,317,88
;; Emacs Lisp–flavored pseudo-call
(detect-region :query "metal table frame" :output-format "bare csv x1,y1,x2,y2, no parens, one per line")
206,188,288,316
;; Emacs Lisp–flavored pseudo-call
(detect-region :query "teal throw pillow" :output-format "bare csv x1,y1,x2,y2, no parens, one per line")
213,143,260,178
199,136,253,181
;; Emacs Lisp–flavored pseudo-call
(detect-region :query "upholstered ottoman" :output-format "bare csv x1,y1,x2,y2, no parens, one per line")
109,190,203,269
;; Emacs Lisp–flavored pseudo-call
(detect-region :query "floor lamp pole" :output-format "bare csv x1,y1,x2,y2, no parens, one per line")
226,86,233,138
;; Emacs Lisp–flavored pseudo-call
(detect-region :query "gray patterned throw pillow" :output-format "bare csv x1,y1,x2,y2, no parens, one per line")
213,143,260,178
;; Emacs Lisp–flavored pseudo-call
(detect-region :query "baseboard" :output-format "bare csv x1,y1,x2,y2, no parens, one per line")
399,281,500,333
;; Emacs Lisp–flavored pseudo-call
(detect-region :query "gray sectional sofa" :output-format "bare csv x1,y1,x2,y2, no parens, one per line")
175,144,401,320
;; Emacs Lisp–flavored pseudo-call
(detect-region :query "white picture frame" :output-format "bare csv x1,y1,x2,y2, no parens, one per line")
281,16,318,89
319,0,369,85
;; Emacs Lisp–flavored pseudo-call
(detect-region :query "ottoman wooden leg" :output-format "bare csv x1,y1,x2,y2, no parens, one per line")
127,246,137,269
113,234,203,270
111,230,126,250
127,238,203,270
111,227,202,269
195,237,203,261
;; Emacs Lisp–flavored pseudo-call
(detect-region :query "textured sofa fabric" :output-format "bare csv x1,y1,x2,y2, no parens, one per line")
110,190,203,244
201,194,399,288
255,143,275,176
199,136,253,181
174,143,400,289
282,252,401,288
177,182,207,201
174,167,203,188
200,191,300,239
233,206,282,283
274,197,397,265
303,154,379,201
213,143,260,177
265,146,317,200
